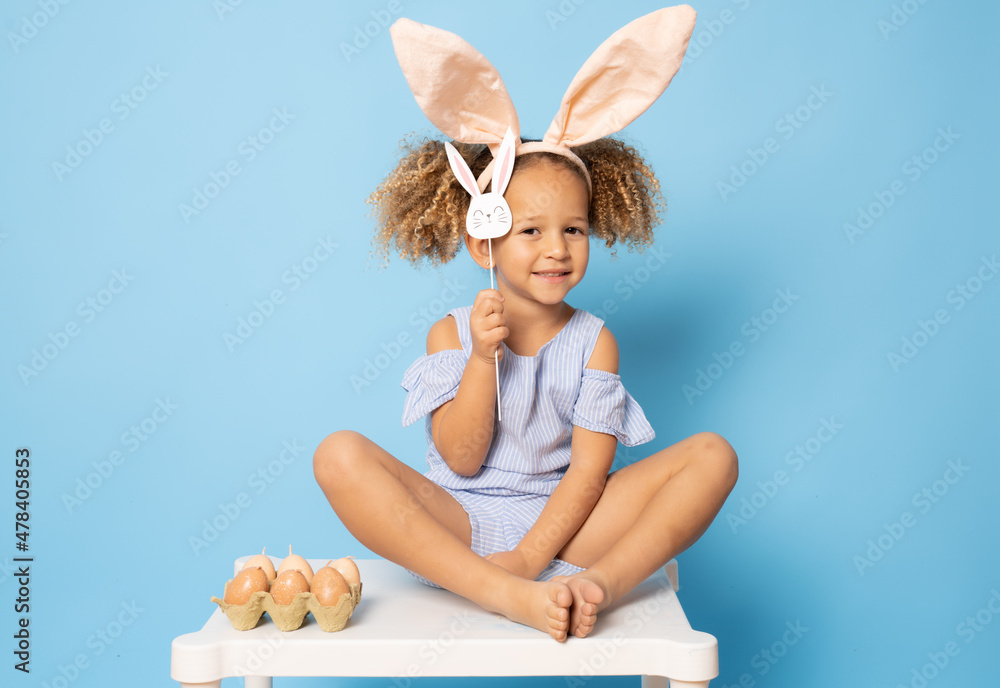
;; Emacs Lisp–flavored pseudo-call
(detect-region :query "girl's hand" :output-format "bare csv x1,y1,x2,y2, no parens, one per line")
485,549,538,580
470,289,508,365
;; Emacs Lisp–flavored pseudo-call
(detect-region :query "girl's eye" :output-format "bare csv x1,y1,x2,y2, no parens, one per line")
566,226,586,235
520,227,538,235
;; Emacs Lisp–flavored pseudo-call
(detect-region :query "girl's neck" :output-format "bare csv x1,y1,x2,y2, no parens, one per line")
499,294,574,357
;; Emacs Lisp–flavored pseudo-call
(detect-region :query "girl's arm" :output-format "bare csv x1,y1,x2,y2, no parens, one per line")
487,326,620,578
426,290,507,476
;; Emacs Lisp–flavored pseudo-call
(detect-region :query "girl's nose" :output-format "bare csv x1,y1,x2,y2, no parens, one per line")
543,232,569,259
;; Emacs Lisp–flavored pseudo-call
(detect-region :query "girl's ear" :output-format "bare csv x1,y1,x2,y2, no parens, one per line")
463,232,492,270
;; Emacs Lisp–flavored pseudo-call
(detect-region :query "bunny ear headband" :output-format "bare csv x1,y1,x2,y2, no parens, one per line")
389,6,697,420
389,5,697,195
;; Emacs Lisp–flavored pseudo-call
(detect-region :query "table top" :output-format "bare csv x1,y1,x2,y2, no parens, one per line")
171,557,718,683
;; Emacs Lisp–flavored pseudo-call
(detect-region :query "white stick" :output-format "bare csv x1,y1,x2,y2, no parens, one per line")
489,239,501,422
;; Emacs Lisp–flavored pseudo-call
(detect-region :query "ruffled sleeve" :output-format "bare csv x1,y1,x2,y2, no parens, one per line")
400,349,467,427
571,369,655,446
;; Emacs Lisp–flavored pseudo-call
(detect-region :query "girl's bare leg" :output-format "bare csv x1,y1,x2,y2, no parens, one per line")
313,430,573,640
555,431,738,637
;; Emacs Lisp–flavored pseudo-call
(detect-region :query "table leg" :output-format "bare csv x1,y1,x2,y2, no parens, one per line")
244,677,272,688
642,679,711,688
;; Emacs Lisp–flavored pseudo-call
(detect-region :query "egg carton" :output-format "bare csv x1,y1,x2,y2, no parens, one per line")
212,581,362,632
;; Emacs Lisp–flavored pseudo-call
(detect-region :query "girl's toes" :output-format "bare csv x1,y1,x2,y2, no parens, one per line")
547,614,569,641
546,602,569,623
545,581,573,641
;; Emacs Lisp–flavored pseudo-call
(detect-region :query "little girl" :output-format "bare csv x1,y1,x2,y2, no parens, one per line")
313,8,738,641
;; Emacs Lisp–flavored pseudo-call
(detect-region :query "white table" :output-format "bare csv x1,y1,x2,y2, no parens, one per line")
171,557,718,687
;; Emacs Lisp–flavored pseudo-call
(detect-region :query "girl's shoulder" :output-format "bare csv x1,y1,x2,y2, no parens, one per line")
426,306,473,355
563,308,617,373
585,324,619,374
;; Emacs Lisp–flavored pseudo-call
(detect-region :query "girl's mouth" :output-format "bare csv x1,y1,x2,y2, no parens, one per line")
533,271,570,283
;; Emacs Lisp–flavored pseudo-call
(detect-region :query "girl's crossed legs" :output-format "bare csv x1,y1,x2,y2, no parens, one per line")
313,430,737,640
312,430,574,640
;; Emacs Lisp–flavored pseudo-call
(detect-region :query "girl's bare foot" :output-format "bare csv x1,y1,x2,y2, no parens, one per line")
490,579,573,641
554,571,610,638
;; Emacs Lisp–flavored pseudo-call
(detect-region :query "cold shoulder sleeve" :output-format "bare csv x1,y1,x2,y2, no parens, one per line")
571,369,655,446
400,349,467,427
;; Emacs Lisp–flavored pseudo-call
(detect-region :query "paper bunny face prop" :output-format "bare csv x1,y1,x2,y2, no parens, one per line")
444,128,516,239
389,6,697,196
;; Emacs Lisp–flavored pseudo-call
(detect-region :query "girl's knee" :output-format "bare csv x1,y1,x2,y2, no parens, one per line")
691,431,739,487
313,430,368,485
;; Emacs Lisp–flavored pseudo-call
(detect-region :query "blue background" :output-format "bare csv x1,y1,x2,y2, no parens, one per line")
2,0,998,686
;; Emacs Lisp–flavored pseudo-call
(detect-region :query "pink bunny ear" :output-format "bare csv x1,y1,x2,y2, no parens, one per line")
491,128,517,197
444,142,480,198
390,18,520,150
542,5,697,147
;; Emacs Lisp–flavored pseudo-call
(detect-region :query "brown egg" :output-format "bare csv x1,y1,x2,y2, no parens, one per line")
330,557,361,586
224,566,269,605
242,547,276,583
277,545,314,584
311,563,351,606
270,569,309,605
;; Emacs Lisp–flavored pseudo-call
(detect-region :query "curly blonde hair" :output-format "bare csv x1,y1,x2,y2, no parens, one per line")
368,135,666,267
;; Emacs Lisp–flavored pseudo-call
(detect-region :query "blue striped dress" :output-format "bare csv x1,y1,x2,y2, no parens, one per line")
400,305,654,585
